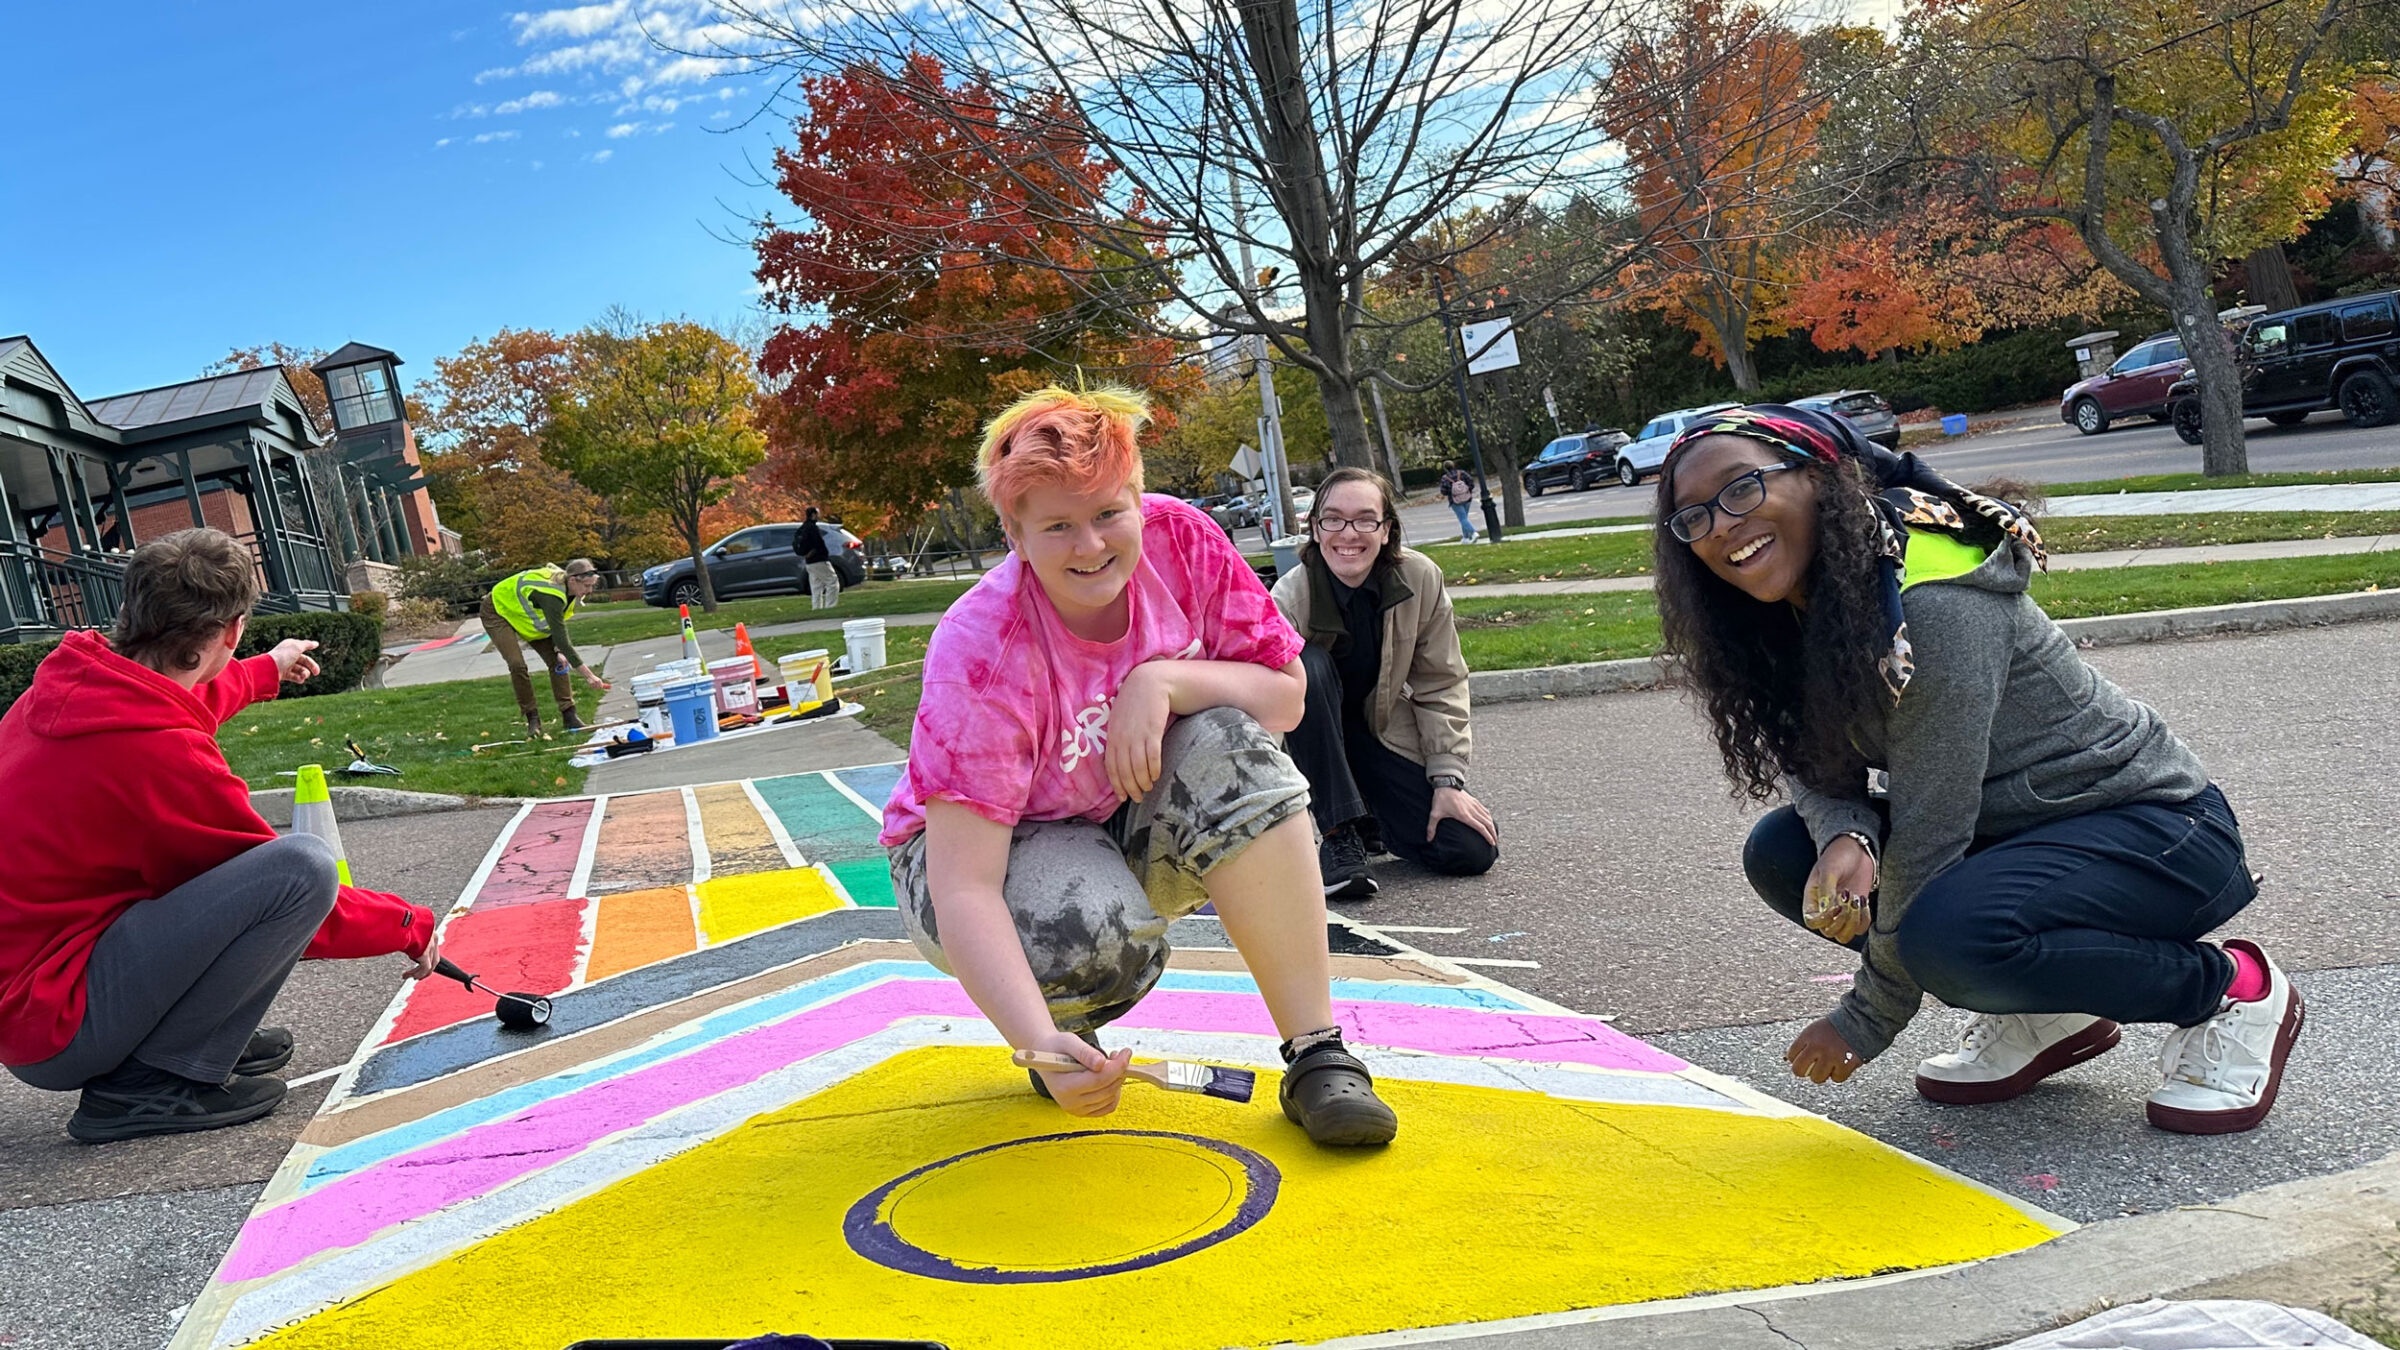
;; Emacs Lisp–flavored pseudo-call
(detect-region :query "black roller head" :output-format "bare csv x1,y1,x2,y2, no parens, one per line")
494,992,553,1031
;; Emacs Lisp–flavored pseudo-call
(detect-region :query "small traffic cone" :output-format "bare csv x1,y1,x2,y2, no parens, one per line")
291,764,353,886
733,622,763,680
678,603,704,665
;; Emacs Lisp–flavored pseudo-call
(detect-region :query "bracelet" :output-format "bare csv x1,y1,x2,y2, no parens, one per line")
1429,774,1466,791
1838,830,1879,863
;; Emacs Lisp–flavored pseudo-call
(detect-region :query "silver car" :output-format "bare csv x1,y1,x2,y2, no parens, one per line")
1794,390,1901,450
1612,403,1742,486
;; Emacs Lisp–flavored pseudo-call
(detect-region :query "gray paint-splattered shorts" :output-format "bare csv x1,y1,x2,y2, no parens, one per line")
888,706,1311,1034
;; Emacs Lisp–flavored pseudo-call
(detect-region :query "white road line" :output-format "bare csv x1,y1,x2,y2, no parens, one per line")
565,795,607,900
822,770,883,821
1358,925,1469,934
681,786,712,884
740,778,808,868
1438,957,1543,969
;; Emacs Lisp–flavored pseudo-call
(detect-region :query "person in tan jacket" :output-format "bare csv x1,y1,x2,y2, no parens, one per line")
1272,467,1499,900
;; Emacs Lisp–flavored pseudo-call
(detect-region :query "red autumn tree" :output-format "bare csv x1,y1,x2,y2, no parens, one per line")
754,54,1194,543
1598,0,1824,391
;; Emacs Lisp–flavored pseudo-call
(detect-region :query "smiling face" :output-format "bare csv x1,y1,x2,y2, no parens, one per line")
1008,479,1145,638
1312,479,1390,586
1667,435,1820,606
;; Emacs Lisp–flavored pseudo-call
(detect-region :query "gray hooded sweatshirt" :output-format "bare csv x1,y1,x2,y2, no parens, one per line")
1790,533,2210,1060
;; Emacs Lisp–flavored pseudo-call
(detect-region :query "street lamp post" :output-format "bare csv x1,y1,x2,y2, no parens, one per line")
1429,266,1503,544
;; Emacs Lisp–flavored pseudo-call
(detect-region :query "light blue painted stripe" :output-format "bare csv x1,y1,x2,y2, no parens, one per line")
302,961,1522,1189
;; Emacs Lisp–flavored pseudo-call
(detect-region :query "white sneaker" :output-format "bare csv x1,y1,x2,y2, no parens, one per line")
2147,940,2304,1135
1914,1012,2122,1105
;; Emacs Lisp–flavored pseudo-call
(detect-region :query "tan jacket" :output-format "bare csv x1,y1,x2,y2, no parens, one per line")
1271,547,1472,782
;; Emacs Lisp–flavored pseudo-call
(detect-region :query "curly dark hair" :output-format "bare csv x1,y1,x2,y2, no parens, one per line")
1652,452,1895,802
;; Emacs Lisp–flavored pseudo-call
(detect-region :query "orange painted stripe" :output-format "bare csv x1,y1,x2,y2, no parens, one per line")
584,886,699,982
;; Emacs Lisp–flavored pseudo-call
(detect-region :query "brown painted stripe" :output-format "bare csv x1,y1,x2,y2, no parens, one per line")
692,782,787,877
584,790,693,896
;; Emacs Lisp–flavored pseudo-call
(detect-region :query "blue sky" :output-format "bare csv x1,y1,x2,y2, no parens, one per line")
1,2,781,402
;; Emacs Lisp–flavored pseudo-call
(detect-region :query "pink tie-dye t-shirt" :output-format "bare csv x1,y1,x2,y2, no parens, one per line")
880,494,1304,845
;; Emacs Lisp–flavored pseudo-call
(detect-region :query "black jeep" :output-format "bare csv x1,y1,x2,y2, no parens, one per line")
2168,290,2400,443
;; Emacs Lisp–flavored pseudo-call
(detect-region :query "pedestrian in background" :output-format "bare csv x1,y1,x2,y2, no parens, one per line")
481,558,609,739
1653,404,2296,1136
795,505,841,610
1439,465,1479,543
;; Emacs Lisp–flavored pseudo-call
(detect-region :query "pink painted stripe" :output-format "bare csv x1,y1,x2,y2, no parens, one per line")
222,982,1676,1281
471,800,593,910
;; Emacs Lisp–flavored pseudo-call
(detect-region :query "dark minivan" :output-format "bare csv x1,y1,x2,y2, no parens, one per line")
2169,291,2400,443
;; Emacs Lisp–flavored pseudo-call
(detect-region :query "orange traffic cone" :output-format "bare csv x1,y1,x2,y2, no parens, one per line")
733,622,763,680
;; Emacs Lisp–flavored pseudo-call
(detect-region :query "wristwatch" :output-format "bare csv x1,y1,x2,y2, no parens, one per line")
1429,774,1466,791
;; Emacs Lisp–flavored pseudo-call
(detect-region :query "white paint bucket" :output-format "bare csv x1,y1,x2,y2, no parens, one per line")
841,618,886,674
631,672,674,738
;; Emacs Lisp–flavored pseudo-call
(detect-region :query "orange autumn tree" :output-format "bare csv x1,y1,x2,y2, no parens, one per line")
754,55,1194,546
1599,0,1825,391
1781,201,2126,358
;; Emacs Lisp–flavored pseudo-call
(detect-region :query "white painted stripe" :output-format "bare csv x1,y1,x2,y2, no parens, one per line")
821,769,883,821
1359,925,1469,934
208,1023,1767,1344
318,799,534,1115
1441,957,1542,969
564,795,607,900
680,786,712,885
1324,914,1581,1016
740,777,807,868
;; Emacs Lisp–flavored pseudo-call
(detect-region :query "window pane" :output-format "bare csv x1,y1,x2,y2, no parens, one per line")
363,390,399,424
2296,313,2340,348
2158,340,2184,362
358,365,391,396
2341,301,2397,341
328,368,360,399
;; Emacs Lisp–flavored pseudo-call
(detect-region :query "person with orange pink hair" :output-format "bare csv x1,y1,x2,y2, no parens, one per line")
879,384,1398,1147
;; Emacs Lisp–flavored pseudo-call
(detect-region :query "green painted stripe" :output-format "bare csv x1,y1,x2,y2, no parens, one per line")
829,857,898,909
754,773,885,863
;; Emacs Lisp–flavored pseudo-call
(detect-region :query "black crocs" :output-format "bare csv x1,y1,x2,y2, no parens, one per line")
1280,1044,1398,1146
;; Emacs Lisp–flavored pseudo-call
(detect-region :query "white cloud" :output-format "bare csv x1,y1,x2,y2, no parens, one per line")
708,109,731,121
474,66,518,83
606,122,642,137
564,127,583,138
472,130,521,143
587,149,615,163
511,1,629,42
646,55,719,87
533,159,547,170
653,122,675,134
434,137,454,147
493,89,566,114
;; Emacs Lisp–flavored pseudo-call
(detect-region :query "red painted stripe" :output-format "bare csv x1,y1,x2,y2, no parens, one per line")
383,899,588,1044
474,800,594,910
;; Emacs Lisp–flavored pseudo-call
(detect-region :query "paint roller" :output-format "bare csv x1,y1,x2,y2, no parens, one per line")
432,958,554,1031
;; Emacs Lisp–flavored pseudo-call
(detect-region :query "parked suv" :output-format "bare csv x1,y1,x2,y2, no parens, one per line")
2167,291,2400,444
1521,430,1632,495
1612,403,1742,486
640,521,867,608
2059,333,2189,435
1793,390,1901,449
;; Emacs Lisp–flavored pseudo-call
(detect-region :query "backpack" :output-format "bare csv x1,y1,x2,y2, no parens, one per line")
1447,474,1474,503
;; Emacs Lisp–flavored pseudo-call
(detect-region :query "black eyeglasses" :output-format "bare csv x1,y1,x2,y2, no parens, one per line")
1314,515,1387,534
1666,462,1803,544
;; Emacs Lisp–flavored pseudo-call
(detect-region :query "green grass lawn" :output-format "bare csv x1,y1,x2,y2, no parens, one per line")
1449,551,2400,672
570,577,976,647
2043,468,2400,496
219,679,609,798
1435,512,2400,589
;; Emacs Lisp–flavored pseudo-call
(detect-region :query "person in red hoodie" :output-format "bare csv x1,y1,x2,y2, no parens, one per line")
0,529,440,1143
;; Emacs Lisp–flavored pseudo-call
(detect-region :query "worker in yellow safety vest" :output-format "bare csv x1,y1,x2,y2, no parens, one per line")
479,559,610,738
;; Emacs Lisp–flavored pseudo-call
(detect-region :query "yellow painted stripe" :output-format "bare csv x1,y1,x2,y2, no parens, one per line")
583,886,700,982
693,867,843,945
692,782,787,877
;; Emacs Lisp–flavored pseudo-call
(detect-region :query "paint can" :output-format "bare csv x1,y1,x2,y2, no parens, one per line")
778,649,833,711
663,676,721,743
842,617,887,674
707,656,762,717
655,657,703,680
631,672,674,738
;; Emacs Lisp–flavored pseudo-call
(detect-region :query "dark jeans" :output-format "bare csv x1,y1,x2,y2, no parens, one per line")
1743,784,2252,1028
1285,643,1497,877
8,834,340,1090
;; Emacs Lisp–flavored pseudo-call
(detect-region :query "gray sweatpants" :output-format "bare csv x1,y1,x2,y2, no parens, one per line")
8,834,341,1091
888,706,1311,1034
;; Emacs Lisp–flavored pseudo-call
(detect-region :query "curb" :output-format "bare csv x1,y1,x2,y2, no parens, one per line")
1417,1149,2400,1349
249,785,524,829
1469,587,2400,706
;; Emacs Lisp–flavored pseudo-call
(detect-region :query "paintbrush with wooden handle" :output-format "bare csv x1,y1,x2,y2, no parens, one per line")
1011,1049,1256,1103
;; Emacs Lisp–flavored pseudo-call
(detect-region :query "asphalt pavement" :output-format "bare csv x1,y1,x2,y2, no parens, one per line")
7,619,2400,1347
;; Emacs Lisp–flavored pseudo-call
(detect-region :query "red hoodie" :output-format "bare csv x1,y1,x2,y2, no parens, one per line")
0,630,434,1066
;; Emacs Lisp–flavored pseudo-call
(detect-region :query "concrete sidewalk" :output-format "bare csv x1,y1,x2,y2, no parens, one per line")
379,609,947,693
1448,531,2400,600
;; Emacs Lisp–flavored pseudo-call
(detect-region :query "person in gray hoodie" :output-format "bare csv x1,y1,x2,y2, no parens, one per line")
1652,405,2302,1136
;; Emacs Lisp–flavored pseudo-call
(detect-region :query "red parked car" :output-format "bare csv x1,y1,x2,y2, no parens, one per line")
2059,333,2188,435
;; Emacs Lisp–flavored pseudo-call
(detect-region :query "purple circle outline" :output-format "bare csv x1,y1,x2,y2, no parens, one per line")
842,1129,1281,1283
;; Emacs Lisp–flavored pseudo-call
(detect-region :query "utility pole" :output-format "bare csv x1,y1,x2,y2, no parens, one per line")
1226,163,1296,544
1430,265,1503,543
